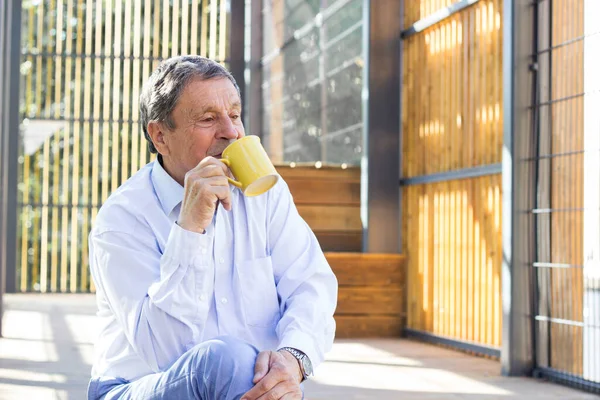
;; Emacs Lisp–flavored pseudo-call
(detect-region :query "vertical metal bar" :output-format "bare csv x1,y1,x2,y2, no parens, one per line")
0,0,22,333
362,0,401,253
229,0,245,110
583,0,600,383
249,0,263,137
398,0,405,253
501,0,536,376
530,0,542,375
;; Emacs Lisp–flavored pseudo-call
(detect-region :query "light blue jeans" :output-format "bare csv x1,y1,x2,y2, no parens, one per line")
87,336,259,400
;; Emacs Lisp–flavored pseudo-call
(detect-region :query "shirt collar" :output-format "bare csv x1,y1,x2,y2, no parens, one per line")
151,157,184,216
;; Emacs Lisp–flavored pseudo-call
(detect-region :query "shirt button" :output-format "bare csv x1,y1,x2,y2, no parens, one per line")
219,258,225,264
221,297,228,305
199,294,207,302
201,248,207,255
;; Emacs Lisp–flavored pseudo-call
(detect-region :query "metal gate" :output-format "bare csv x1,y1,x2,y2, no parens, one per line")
527,0,600,391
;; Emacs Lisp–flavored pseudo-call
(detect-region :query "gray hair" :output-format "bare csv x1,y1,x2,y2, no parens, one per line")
139,55,240,153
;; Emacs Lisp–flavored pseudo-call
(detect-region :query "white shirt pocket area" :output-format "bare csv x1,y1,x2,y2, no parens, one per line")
235,255,281,328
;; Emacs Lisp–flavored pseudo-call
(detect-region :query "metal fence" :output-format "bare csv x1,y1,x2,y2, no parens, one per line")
527,0,600,391
15,0,229,293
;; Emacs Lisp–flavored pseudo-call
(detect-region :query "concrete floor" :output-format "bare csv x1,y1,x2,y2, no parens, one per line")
0,294,597,400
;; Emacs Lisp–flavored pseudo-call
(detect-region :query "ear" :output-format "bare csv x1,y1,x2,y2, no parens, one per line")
147,121,170,156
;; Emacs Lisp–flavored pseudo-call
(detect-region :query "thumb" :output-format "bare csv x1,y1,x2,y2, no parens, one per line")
253,351,271,383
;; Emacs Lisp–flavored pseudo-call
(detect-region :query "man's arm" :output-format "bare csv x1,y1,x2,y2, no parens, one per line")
268,179,338,368
90,222,214,372
242,180,338,400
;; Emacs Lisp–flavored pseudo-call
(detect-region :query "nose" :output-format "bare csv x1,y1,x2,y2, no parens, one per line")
217,115,240,140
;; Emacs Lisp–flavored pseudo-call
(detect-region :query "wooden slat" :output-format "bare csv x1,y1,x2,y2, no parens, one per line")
334,316,403,338
209,0,217,59
122,1,133,182
201,0,209,57
20,157,30,292
101,0,113,205
296,205,361,231
35,0,43,118
131,0,143,174
325,252,405,286
60,0,74,293
44,0,55,120
314,231,362,252
162,0,170,58
286,179,360,206
277,165,360,182
153,0,161,66
139,0,152,167
190,0,199,53
219,0,227,61
39,138,50,292
112,0,123,193
172,0,180,56
336,288,403,315
70,0,84,293
181,0,189,55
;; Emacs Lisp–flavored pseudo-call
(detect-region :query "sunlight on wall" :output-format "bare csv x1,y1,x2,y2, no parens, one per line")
419,120,446,137
423,3,500,55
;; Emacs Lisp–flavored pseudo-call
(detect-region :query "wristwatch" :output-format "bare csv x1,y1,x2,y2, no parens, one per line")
278,347,313,381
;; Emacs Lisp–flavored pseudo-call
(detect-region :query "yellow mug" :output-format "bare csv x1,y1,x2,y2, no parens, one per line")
220,135,279,196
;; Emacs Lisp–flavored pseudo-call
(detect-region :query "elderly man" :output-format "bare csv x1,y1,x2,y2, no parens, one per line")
86,55,338,400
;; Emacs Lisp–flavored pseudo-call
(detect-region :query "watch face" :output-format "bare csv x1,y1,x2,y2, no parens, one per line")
302,356,313,376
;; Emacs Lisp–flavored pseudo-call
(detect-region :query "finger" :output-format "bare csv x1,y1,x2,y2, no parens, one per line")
197,156,229,175
189,163,228,179
279,391,303,400
243,370,279,399
255,382,297,400
253,351,271,384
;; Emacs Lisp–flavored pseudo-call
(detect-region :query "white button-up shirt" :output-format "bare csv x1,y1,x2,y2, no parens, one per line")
89,160,338,381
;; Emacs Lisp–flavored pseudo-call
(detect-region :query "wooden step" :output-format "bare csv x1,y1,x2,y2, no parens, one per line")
325,252,406,338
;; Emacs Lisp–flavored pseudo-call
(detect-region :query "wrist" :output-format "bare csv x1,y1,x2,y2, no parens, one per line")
176,220,206,234
278,349,303,383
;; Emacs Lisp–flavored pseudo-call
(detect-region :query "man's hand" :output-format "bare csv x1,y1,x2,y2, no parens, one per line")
177,157,232,233
241,350,302,400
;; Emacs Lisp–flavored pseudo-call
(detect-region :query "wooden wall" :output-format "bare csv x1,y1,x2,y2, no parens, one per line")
277,164,362,252
403,176,502,347
401,0,503,349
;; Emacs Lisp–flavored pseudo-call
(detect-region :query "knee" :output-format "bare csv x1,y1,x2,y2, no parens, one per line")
191,336,258,396
205,335,258,370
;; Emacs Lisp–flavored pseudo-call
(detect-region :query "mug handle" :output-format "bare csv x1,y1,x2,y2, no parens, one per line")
219,158,243,188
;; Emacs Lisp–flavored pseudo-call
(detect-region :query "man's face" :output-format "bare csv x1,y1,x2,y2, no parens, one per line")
157,77,245,180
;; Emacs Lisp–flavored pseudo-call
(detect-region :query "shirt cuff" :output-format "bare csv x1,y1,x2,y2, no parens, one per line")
162,222,214,268
278,330,322,371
